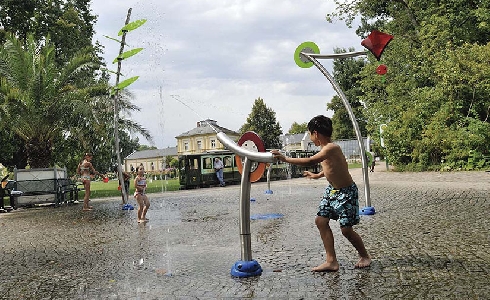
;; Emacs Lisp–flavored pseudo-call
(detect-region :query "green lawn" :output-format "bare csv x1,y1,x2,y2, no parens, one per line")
348,162,363,169
80,178,181,199
87,165,363,198
3,165,366,205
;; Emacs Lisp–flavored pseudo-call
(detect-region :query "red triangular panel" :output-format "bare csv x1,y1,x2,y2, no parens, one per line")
361,30,394,61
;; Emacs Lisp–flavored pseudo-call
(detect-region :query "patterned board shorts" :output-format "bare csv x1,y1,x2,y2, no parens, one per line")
317,183,360,227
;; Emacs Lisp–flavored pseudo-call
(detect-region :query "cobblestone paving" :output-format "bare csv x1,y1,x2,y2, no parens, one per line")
0,170,489,299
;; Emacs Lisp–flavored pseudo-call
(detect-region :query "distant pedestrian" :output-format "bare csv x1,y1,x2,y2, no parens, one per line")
134,165,150,223
214,157,225,187
272,115,371,271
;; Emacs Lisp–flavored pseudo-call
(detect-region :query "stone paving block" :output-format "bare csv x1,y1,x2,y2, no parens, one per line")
0,170,489,299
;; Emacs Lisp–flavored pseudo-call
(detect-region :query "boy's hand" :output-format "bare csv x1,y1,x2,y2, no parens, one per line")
303,171,315,179
271,150,286,162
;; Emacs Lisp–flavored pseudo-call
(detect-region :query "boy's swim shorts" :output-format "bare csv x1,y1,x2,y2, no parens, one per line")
318,183,360,227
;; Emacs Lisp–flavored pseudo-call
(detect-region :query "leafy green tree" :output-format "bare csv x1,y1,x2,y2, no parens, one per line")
240,97,283,149
0,2,152,173
138,145,158,151
327,47,367,140
0,34,101,168
329,0,490,170
288,122,308,134
0,0,98,66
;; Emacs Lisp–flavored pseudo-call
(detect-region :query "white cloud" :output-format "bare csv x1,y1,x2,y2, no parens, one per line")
92,0,363,148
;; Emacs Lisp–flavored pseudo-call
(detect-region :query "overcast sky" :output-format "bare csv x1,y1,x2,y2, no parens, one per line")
90,0,363,148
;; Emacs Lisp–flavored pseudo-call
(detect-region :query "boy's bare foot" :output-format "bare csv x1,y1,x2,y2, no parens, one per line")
82,208,93,211
312,261,339,272
355,257,371,268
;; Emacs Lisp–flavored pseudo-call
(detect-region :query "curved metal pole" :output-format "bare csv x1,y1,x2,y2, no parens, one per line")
307,51,368,59
239,157,252,261
217,132,274,163
266,164,272,191
302,52,371,207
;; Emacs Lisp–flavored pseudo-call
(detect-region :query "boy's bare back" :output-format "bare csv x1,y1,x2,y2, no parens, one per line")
317,143,353,189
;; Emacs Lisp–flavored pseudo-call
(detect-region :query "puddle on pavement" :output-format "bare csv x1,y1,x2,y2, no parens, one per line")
250,213,284,220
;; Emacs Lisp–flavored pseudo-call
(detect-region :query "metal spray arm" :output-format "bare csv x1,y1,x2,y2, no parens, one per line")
216,132,274,163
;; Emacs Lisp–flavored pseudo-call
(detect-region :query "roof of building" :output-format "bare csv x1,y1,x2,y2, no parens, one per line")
125,146,178,160
175,119,239,138
279,133,308,145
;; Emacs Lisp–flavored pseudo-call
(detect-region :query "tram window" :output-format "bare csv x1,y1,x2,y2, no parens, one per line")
223,156,232,167
203,157,213,169
189,158,199,170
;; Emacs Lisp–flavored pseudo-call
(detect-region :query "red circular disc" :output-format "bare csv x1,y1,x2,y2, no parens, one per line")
376,64,387,75
234,131,266,183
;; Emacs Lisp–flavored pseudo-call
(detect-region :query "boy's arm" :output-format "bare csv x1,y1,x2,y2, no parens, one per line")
271,149,327,166
303,170,324,179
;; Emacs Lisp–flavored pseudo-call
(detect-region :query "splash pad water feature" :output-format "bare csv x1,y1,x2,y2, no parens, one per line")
217,131,275,277
293,31,393,215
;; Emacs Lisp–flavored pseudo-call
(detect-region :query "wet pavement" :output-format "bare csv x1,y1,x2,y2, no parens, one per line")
0,170,489,299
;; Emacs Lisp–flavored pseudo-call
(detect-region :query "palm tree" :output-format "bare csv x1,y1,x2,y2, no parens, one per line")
0,33,102,168
1,33,153,170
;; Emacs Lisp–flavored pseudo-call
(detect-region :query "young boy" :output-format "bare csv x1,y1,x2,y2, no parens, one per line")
272,115,371,271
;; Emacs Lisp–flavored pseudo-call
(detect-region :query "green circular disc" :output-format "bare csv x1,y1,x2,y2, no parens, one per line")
294,41,320,68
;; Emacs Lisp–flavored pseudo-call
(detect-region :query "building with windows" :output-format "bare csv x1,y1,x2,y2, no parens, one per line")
123,120,239,172
175,119,240,155
124,147,178,173
280,132,315,151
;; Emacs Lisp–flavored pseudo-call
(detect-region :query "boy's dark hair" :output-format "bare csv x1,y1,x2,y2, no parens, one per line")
307,115,333,137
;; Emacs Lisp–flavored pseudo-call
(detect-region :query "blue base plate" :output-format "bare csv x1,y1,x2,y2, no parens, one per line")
231,260,263,278
122,204,134,210
359,206,375,215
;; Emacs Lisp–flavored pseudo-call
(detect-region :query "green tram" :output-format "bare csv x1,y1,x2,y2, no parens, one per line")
178,150,319,189
288,150,321,178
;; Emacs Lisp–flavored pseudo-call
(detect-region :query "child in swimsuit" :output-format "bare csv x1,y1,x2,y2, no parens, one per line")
76,153,102,211
134,166,150,223
272,115,371,271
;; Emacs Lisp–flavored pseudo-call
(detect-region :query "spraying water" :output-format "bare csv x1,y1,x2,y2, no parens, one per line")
169,95,220,133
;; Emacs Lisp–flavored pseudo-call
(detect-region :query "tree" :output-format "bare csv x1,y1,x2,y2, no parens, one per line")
239,97,283,149
329,0,490,170
0,34,100,168
138,145,158,151
327,47,367,140
0,34,150,170
288,122,308,134
0,0,98,66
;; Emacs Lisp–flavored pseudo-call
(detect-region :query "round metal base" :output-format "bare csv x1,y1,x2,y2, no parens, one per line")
359,206,375,215
231,260,263,278
122,204,134,210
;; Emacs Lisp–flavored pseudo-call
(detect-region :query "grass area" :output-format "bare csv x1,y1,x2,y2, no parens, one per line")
348,162,363,169
82,178,181,199
2,164,365,204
